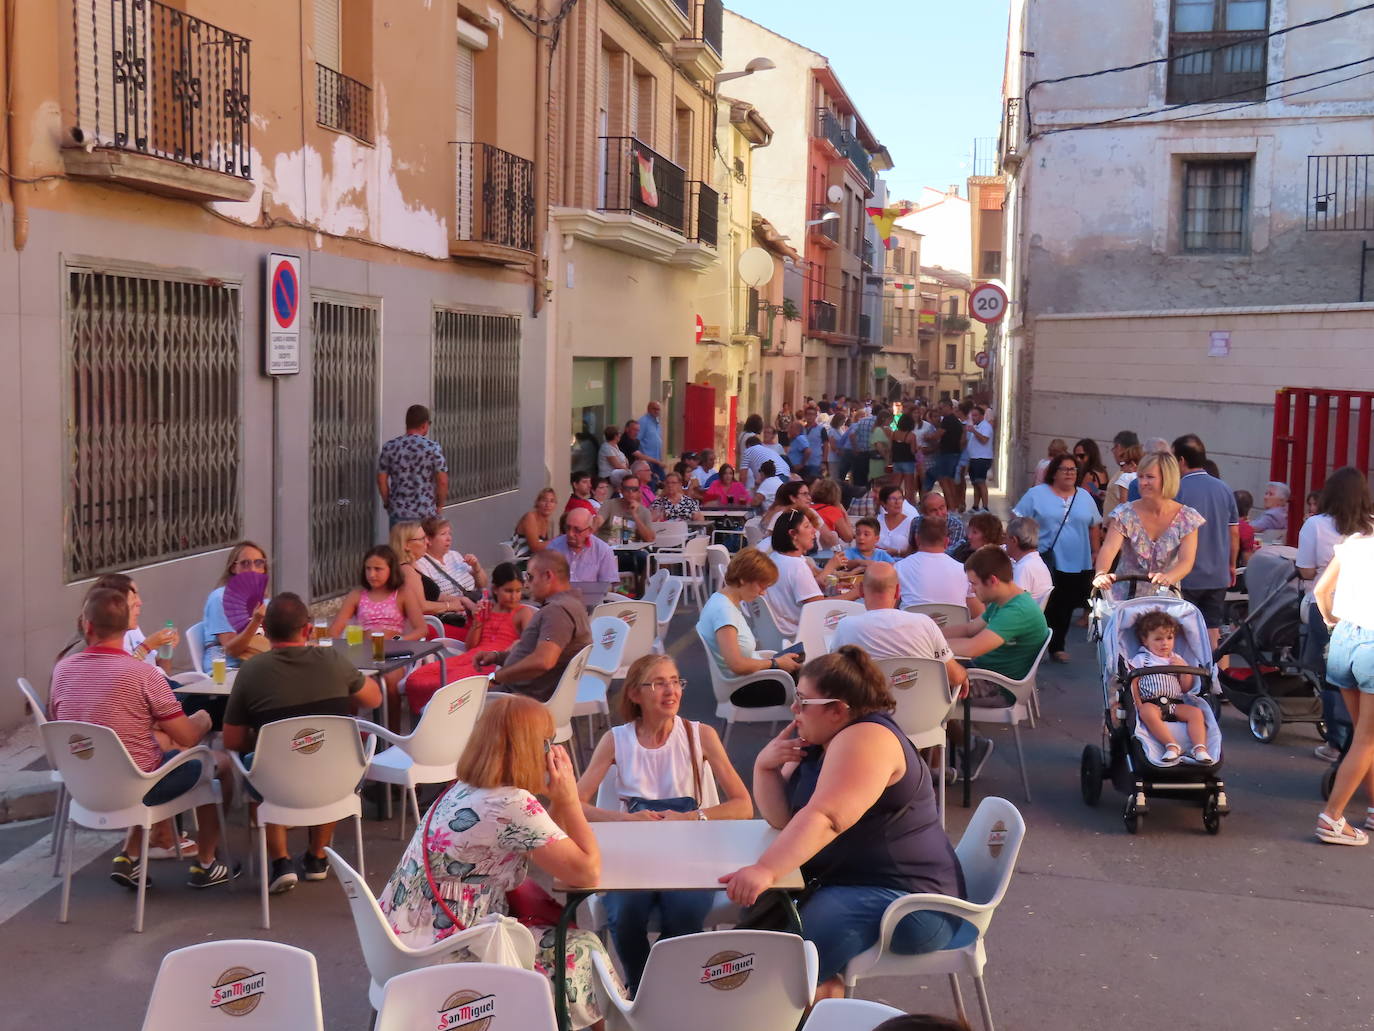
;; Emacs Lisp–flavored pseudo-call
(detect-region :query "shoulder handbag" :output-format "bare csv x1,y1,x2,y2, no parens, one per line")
621,720,705,814
423,791,575,933
1039,491,1075,575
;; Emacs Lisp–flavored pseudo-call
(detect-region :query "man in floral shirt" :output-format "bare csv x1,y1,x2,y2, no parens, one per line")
377,404,449,526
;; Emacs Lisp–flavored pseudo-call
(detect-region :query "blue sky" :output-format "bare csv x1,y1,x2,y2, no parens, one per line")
726,0,1010,201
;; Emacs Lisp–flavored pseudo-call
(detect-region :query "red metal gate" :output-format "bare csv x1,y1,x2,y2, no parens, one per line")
1270,388,1374,545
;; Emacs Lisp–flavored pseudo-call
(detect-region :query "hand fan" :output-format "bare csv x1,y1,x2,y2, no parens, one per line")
222,570,269,633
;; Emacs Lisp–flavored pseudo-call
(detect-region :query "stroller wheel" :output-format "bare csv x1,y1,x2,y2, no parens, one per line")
1080,746,1105,807
1249,696,1281,743
1321,762,1337,801
1124,795,1142,835
1202,794,1222,835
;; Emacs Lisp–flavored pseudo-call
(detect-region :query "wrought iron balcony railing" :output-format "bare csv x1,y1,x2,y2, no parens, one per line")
811,204,839,242
688,181,719,247
316,63,372,143
453,143,535,252
815,107,849,153
809,299,838,334
600,136,686,234
71,0,252,179
858,313,872,342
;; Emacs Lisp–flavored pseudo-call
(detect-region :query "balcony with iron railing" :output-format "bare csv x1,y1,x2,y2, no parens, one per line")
451,143,535,259
858,313,872,343
939,313,971,335
672,0,723,79
860,238,875,270
599,137,686,235
66,0,253,201
687,181,719,247
317,63,373,143
999,97,1023,170
814,107,849,154
809,299,838,334
1166,32,1268,105
810,204,839,246
619,0,693,45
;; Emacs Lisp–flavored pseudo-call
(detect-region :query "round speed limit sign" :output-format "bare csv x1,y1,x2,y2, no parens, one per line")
969,283,1008,324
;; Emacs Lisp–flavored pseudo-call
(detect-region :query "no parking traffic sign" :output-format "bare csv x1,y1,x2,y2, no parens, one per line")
264,253,301,375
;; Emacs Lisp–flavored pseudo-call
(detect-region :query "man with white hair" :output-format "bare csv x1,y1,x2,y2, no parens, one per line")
830,563,969,694
1006,516,1053,603
1249,481,1291,538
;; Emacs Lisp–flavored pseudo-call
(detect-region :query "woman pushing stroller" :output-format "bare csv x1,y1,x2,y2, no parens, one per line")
1130,611,1213,765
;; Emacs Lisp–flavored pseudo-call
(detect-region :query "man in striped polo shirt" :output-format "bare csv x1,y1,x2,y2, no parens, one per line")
50,587,237,890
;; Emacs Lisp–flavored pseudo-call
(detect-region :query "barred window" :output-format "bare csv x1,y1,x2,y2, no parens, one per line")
1182,159,1251,253
66,269,241,580
432,310,521,503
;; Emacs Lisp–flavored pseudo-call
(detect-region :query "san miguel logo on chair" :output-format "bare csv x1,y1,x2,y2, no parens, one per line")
600,628,618,650
436,989,496,1031
823,611,845,630
210,967,265,1016
448,691,473,716
68,733,94,760
889,667,920,688
987,819,1008,858
700,951,754,991
617,609,638,626
290,727,326,754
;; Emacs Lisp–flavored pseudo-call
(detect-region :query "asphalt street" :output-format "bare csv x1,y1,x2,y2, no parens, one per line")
2,610,1372,1030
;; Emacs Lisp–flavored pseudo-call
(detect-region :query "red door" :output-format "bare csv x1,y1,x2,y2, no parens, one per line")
727,394,738,464
684,382,716,454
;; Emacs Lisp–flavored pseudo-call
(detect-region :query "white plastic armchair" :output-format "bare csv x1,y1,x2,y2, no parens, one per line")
590,599,656,677
797,598,862,656
592,929,818,1031
743,595,790,652
901,602,970,630
231,714,376,929
358,677,488,839
374,964,556,1031
16,677,68,874
650,536,709,607
324,847,538,1010
871,656,959,824
42,720,230,933
965,633,1052,802
803,998,906,1031
185,620,207,674
694,627,795,745
575,618,630,750
652,576,685,652
141,939,323,1031
421,614,467,655
704,543,730,594
841,797,1027,1031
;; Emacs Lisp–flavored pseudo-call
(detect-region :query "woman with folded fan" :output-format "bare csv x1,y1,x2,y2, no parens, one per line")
576,654,752,990
379,694,617,1028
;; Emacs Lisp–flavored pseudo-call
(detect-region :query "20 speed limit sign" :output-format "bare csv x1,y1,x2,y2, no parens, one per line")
969,283,1008,324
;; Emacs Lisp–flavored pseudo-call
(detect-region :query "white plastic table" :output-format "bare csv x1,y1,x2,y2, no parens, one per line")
551,820,804,1030
173,669,236,697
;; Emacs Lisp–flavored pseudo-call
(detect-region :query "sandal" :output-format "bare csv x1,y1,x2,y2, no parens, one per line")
147,835,197,861
1189,745,1213,765
1161,743,1182,764
1316,813,1369,846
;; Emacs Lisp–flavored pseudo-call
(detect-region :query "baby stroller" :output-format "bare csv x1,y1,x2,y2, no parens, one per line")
1080,580,1229,835
1214,546,1324,744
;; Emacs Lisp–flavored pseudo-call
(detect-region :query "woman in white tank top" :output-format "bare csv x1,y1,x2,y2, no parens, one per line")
577,654,752,989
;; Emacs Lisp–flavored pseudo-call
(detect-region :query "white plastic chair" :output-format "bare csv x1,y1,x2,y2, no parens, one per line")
803,998,906,1031
873,656,960,823
358,677,488,839
640,568,670,606
743,518,764,547
590,599,657,677
652,576,685,652
648,520,689,554
575,617,630,749
650,536,709,608
231,715,376,929
141,939,322,1031
43,720,231,933
593,929,818,1031
705,543,730,595
374,964,556,1031
841,797,1027,1031
901,602,970,630
743,595,790,652
186,620,207,674
16,677,68,874
694,627,795,745
798,598,862,656
324,847,537,1009
965,633,1052,803
420,614,467,655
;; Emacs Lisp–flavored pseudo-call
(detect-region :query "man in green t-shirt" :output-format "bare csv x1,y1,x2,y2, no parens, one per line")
943,546,1050,779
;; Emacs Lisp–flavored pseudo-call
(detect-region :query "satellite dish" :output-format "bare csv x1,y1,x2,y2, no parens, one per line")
737,247,775,288
826,185,844,204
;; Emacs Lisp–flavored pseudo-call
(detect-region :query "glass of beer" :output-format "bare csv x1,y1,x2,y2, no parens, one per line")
345,623,364,647
211,656,227,685
370,631,386,662
313,620,328,642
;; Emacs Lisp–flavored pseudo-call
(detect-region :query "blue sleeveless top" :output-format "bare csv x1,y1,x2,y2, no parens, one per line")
785,710,965,897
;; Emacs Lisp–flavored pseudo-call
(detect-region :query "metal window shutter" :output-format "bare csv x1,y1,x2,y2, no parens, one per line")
628,69,640,141
455,42,476,240
315,0,341,70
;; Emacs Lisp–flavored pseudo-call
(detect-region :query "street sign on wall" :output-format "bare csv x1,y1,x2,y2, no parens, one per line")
969,282,1008,324
264,252,302,375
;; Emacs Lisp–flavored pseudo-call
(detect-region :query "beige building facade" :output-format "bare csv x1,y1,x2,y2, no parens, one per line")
880,225,928,400
0,1,551,730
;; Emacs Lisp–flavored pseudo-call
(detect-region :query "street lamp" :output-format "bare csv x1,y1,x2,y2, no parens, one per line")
805,211,839,228
714,57,776,87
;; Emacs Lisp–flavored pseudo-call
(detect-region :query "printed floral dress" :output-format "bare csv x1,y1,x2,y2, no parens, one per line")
1109,502,1206,598
379,782,619,1029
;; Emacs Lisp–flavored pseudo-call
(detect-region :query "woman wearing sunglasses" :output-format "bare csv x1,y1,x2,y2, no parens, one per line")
720,646,967,1003
199,540,271,673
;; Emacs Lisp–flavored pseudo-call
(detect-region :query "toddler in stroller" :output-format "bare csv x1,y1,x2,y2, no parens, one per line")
1131,611,1213,765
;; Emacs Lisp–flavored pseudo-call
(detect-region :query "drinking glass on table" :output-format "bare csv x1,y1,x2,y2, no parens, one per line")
211,656,227,684
345,623,364,647
371,631,386,661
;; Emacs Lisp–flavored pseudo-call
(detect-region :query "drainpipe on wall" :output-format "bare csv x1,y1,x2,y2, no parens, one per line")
532,0,549,318
4,0,29,250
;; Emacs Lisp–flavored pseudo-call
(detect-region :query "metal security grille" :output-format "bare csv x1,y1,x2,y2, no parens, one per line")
65,269,241,580
432,310,520,503
1182,159,1250,252
1306,154,1374,231
310,298,379,599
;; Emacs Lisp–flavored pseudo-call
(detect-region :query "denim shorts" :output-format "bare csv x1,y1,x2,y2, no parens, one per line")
142,750,203,806
1325,621,1374,694
932,453,961,480
800,883,970,982
893,461,917,474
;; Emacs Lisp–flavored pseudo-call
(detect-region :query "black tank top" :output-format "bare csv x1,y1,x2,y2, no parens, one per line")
785,711,965,896
891,433,915,464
